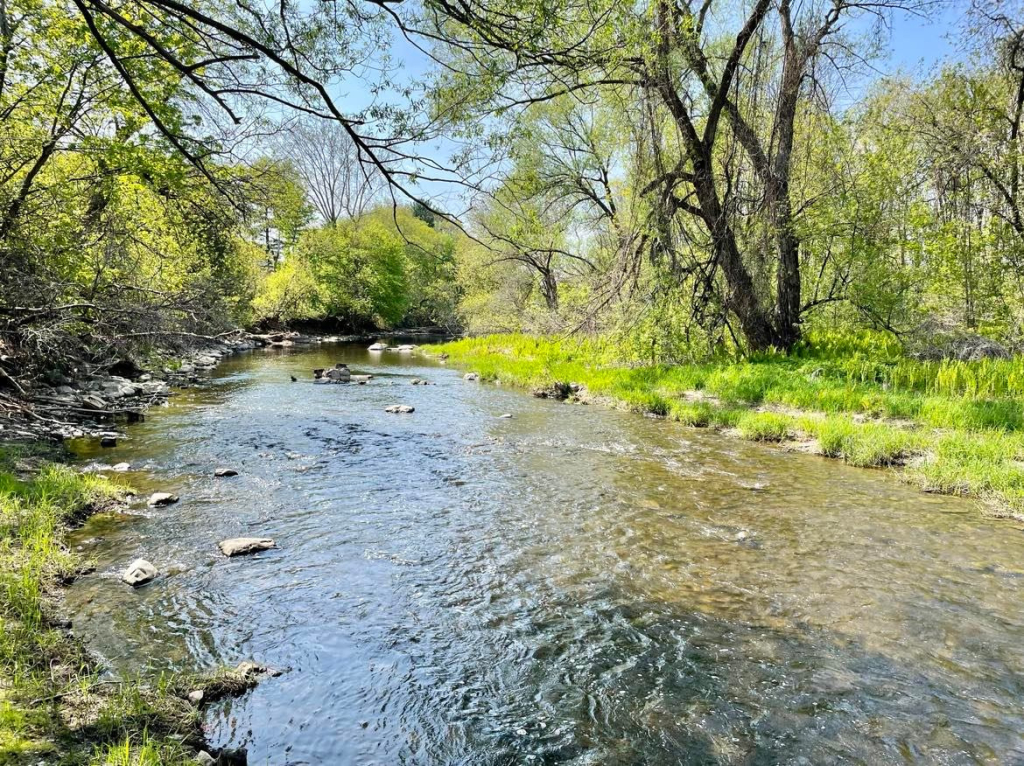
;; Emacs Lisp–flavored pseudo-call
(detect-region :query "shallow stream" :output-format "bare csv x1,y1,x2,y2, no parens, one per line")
67,343,1024,764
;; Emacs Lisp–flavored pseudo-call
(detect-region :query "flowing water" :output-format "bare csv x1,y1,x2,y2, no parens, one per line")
66,343,1024,765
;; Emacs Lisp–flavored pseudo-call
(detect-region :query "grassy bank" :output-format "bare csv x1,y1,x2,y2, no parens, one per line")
426,334,1024,518
0,446,207,765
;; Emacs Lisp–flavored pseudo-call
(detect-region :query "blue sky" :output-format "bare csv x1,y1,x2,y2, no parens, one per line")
887,4,963,74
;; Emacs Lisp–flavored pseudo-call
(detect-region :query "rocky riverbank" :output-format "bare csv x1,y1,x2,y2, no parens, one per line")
0,331,366,444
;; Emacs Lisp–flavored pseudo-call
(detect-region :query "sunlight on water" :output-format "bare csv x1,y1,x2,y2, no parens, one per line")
66,343,1024,764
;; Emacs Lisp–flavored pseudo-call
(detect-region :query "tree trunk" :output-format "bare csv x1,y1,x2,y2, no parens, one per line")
540,269,559,311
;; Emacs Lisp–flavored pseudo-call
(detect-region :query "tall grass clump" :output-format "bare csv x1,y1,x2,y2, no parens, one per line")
806,417,923,467
736,412,795,442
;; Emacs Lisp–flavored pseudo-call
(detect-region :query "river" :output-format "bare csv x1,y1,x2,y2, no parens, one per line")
66,342,1024,765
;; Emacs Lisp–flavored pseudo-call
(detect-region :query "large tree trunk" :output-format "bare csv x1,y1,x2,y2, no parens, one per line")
772,191,802,349
540,269,559,311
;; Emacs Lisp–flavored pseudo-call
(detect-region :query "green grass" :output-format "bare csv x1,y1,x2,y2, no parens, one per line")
0,446,206,764
736,412,795,442
426,333,1024,517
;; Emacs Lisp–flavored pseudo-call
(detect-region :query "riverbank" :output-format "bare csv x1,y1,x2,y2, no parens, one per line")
0,331,314,764
0,330,371,444
0,445,186,763
425,334,1024,519
0,445,281,764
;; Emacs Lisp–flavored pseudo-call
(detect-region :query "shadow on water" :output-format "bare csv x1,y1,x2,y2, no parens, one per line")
66,343,1024,764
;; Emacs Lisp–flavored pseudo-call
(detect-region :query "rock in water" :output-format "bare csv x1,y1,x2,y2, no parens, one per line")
464,372,479,381
216,747,248,766
499,413,513,419
218,537,276,557
325,366,351,382
214,467,238,477
147,492,179,506
99,435,117,448
122,558,157,586
384,404,415,414
368,342,386,351
195,751,215,766
112,462,131,472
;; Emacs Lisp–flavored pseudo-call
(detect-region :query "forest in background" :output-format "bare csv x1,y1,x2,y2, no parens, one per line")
2,0,1024,374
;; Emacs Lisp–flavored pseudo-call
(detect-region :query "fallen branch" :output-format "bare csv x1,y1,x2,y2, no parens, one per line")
0,366,25,396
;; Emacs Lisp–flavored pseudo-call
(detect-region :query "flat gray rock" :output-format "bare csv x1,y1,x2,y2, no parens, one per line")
147,492,179,506
218,537,276,557
122,558,157,586
214,467,238,477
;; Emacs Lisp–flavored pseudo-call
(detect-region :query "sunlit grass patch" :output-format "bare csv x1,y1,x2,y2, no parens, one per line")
92,731,194,766
803,417,923,467
736,411,795,442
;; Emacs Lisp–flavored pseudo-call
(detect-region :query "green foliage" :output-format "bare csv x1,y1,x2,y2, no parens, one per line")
736,412,795,442
252,206,461,329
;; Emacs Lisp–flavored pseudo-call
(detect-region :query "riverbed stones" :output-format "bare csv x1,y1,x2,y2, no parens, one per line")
99,435,117,448
81,394,108,410
385,404,415,414
464,372,479,381
187,689,205,705
325,366,351,382
368,342,386,351
499,413,513,419
397,344,416,352
112,462,131,472
214,467,238,477
195,751,215,765
218,537,276,557
147,492,179,506
122,558,158,586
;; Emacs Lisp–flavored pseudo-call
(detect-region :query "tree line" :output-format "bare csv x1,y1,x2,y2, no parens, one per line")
2,0,1023,372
